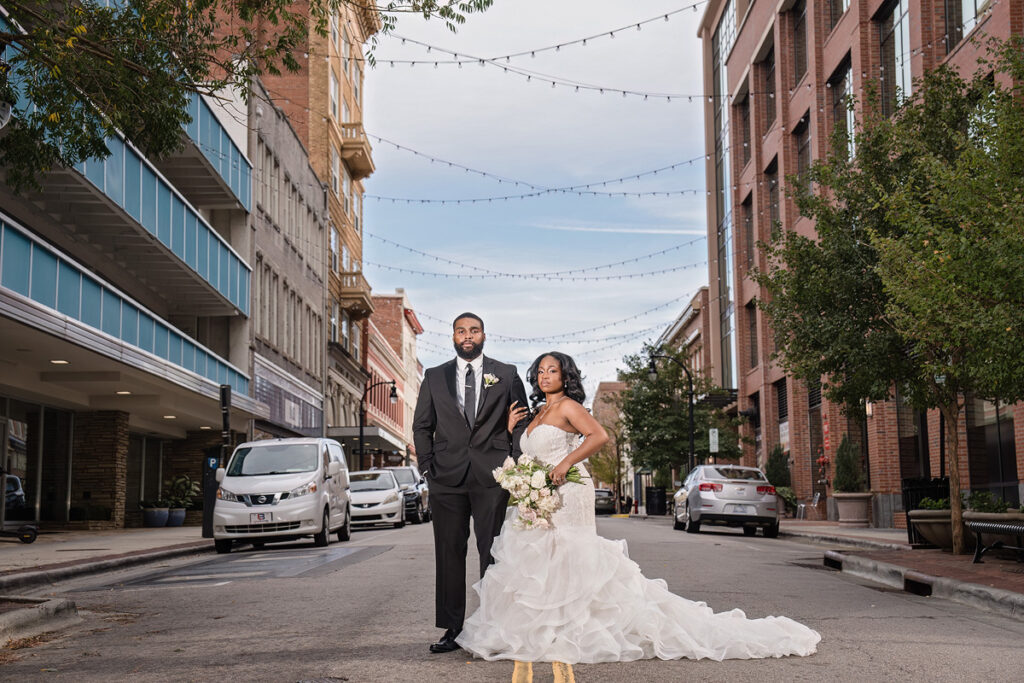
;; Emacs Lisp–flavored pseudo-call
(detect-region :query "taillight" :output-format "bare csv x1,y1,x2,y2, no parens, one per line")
757,485,776,495
698,482,723,492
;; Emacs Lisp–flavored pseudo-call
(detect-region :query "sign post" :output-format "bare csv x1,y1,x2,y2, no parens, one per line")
709,428,719,463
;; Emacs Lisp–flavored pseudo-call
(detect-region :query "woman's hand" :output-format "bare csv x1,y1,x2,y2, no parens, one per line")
508,400,529,433
550,460,570,486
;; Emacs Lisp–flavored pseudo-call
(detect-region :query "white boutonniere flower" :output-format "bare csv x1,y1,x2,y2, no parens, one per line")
483,373,499,388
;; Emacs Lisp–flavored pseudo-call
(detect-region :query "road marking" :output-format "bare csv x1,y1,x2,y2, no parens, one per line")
512,661,532,683
210,581,231,586
552,662,575,683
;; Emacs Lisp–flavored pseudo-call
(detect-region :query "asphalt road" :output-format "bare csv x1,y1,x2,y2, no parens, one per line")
6,517,1024,681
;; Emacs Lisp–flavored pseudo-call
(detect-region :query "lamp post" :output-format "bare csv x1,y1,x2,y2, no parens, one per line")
359,379,398,469
648,354,696,474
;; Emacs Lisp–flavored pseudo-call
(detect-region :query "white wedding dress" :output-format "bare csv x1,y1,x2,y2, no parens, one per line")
456,424,821,664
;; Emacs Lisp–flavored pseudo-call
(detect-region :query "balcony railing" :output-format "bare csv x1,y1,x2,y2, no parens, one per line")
0,213,250,394
339,122,375,179
337,270,373,316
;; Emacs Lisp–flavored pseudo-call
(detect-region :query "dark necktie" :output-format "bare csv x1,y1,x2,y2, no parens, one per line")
464,364,476,426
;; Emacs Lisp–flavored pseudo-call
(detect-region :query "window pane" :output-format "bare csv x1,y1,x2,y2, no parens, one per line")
1,225,31,295
81,277,102,328
30,245,58,308
56,261,81,317
101,288,121,337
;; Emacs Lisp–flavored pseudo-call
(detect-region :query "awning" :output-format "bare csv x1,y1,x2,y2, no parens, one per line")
327,425,406,457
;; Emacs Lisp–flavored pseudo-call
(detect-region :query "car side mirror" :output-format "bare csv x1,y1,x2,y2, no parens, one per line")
328,461,341,477
400,484,410,491
215,468,225,483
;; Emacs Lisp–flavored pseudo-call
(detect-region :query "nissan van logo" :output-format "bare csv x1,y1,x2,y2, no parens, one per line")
257,495,268,504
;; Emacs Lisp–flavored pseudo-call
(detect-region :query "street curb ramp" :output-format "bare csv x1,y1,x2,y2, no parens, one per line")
824,550,1024,622
0,597,80,644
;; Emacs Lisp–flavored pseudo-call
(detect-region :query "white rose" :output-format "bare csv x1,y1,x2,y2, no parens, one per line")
530,490,539,502
502,456,515,469
530,470,547,489
519,454,534,465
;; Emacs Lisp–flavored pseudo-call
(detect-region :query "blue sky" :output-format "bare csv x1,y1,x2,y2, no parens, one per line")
363,0,710,400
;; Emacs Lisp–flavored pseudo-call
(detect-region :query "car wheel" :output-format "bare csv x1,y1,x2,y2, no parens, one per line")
423,505,432,523
337,507,351,542
743,526,757,536
414,502,425,524
672,504,685,530
214,539,232,554
763,521,780,538
684,504,701,534
313,508,330,547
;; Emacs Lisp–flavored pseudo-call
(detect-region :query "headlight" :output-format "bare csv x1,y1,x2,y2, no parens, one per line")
383,492,399,504
288,480,318,498
217,488,241,502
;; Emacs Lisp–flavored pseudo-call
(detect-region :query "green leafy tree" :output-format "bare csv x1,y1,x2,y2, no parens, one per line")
0,0,493,190
589,394,629,514
754,38,1024,553
618,344,748,478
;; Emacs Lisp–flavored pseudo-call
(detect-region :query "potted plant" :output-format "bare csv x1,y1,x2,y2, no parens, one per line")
764,444,797,516
140,499,171,527
831,436,872,527
164,474,201,527
908,496,977,552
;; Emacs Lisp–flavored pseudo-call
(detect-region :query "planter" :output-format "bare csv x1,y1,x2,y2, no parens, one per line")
166,508,187,527
142,507,169,527
963,510,1024,551
833,492,872,528
907,509,975,552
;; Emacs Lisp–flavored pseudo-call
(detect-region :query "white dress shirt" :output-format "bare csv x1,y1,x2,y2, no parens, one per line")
456,355,484,414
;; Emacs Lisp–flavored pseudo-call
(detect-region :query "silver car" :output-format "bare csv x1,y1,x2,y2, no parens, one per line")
672,464,780,537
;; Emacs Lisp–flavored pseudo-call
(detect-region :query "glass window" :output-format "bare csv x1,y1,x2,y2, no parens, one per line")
746,301,758,370
331,148,340,196
763,49,776,129
829,0,850,31
227,443,319,476
829,59,856,158
794,117,811,189
30,244,58,308
879,0,913,117
792,0,807,86
101,288,121,337
330,229,339,272
121,304,139,344
330,70,339,119
1,224,32,295
56,261,81,317
350,471,397,491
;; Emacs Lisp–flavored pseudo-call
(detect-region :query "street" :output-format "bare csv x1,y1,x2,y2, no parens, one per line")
5,517,1024,682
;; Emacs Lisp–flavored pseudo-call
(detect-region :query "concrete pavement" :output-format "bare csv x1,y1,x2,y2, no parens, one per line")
2,516,1024,645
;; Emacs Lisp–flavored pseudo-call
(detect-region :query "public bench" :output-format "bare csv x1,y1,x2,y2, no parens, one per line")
966,520,1024,564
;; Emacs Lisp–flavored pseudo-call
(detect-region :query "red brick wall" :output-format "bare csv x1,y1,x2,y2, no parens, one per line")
71,412,129,529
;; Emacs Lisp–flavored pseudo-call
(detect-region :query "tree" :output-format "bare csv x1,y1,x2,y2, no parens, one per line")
754,38,1024,553
618,344,748,478
0,0,493,190
589,393,628,514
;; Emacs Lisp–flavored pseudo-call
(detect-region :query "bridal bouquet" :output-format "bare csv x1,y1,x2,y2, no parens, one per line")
492,454,583,529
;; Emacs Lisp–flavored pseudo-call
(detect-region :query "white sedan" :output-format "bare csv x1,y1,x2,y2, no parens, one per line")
350,470,405,529
672,464,780,537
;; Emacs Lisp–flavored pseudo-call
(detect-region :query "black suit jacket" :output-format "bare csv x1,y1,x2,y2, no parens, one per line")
413,356,529,488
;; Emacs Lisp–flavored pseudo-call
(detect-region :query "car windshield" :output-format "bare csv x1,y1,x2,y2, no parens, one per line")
707,467,766,481
5,478,18,492
351,472,396,491
595,490,613,498
226,444,318,476
390,469,416,485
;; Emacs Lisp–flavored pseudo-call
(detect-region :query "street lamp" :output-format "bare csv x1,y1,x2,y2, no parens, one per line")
648,353,696,474
359,379,398,469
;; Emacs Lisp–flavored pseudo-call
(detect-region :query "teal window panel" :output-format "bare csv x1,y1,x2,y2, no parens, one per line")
186,94,200,141
217,362,228,384
153,323,168,359
228,258,239,305
239,271,249,316
184,214,197,268
56,262,81,317
168,331,182,365
124,152,142,221
121,303,139,345
240,162,252,210
105,138,124,207
101,289,121,337
141,166,158,235
80,277,102,328
84,156,105,191
157,184,172,246
197,228,209,278
182,340,196,372
219,244,229,294
29,246,58,308
207,237,219,287
1,226,32,295
138,313,154,352
171,196,185,259
195,350,207,377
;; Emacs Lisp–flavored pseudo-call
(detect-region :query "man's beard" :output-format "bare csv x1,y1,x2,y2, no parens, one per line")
454,339,484,360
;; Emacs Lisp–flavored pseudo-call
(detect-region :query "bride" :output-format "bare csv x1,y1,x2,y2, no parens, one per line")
455,351,821,663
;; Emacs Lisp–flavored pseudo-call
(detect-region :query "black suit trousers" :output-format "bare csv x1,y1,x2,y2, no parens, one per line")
429,475,510,630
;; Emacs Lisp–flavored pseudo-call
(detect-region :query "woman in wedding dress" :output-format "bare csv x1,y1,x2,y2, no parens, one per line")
456,352,821,664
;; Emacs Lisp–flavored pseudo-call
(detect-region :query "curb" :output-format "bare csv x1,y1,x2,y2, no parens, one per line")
779,529,912,552
0,542,213,593
0,597,80,643
824,550,1024,622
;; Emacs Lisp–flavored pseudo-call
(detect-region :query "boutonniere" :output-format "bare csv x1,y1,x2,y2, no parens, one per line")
483,373,499,388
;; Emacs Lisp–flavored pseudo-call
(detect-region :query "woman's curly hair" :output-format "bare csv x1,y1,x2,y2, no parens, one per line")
526,352,586,409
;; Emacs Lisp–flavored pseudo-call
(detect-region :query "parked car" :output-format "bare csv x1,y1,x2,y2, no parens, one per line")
386,465,430,524
350,470,405,529
672,464,779,537
594,488,616,515
5,474,26,511
212,438,351,553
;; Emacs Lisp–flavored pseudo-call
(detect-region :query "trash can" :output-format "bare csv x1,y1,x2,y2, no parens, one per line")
645,487,667,516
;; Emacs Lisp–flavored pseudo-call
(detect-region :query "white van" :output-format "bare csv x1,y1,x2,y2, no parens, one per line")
212,438,351,553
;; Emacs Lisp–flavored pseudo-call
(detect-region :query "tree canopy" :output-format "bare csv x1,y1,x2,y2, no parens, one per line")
0,0,493,190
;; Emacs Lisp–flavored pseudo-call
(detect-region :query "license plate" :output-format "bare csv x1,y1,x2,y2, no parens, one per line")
250,512,273,523
731,505,752,514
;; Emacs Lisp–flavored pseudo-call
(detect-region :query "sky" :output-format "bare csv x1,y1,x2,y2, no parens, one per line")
362,0,711,401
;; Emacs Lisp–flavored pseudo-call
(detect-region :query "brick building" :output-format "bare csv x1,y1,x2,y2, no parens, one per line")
698,0,1023,525
592,381,635,507
655,287,712,381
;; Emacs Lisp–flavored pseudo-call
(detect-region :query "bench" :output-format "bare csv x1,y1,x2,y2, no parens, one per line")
966,520,1024,564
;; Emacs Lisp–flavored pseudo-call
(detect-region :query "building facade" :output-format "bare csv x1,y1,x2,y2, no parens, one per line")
0,28,266,527
592,381,635,510
655,287,713,381
698,0,1023,525
259,3,379,446
369,290,424,463
249,80,329,440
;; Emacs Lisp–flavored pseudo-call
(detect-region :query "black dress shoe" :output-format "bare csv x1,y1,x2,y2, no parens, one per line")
429,628,462,653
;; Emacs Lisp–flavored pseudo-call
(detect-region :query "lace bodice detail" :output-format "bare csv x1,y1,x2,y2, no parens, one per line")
519,424,594,529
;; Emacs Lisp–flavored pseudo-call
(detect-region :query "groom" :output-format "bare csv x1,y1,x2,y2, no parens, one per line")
413,312,529,654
